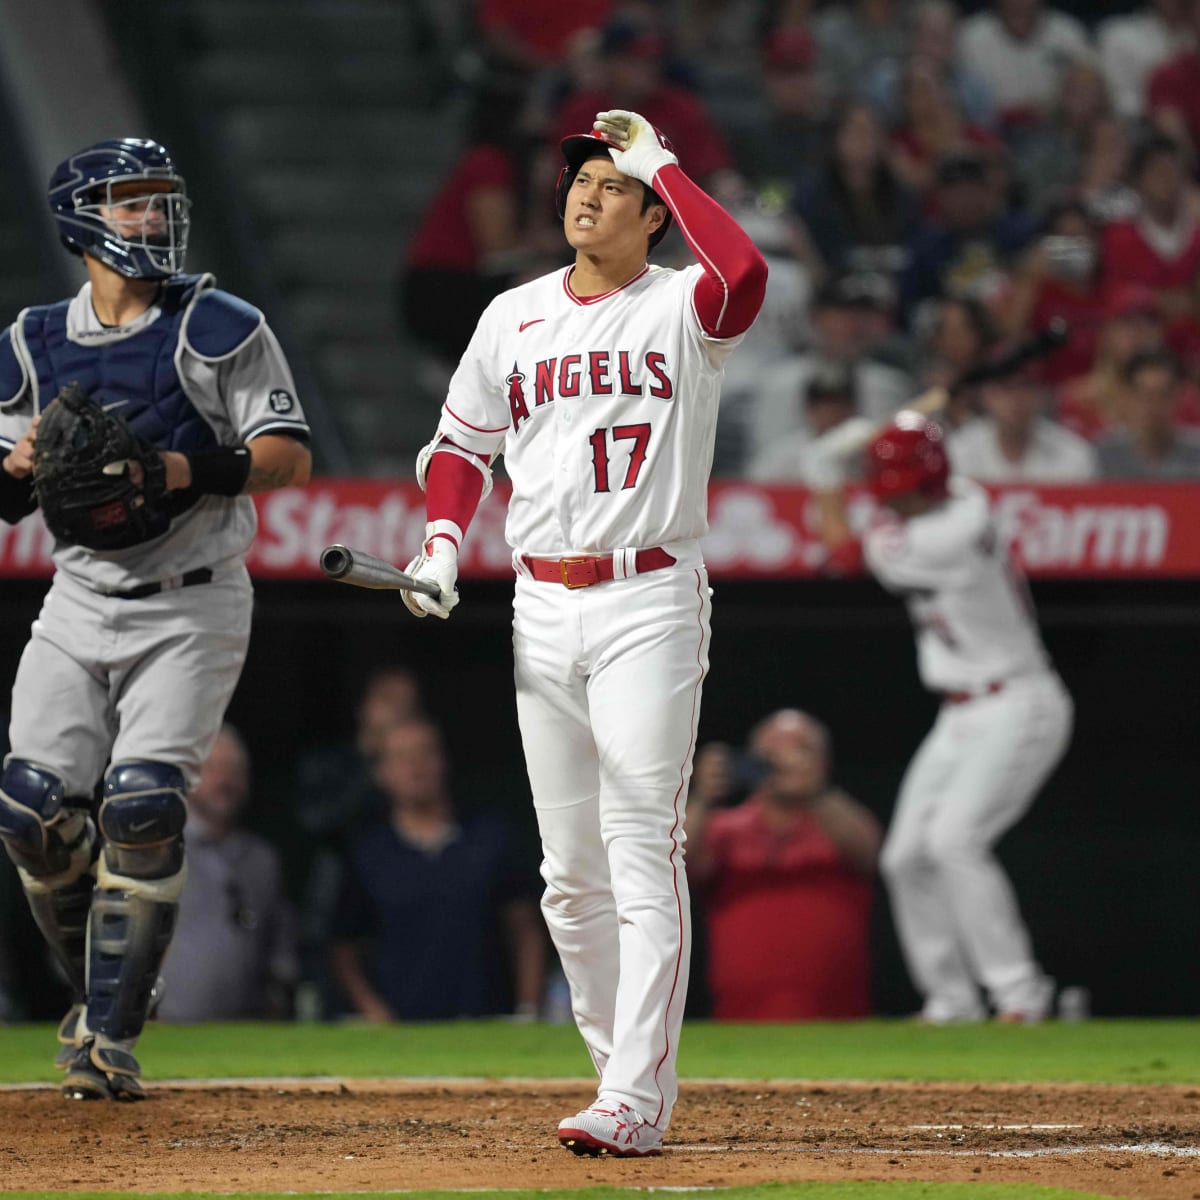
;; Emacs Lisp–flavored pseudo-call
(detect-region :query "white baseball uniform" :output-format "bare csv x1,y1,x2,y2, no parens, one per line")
417,152,767,1134
864,476,1072,1022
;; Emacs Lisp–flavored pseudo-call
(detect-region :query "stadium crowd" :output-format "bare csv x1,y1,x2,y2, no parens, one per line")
399,0,1200,482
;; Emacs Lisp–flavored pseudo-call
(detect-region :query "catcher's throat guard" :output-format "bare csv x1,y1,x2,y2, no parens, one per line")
33,382,169,550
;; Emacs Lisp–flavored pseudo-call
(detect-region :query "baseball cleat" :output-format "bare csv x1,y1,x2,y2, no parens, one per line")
61,1040,145,1102
558,1100,663,1157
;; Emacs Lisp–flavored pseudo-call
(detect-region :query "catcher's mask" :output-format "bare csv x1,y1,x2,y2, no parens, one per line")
49,138,190,280
866,412,951,500
555,131,673,250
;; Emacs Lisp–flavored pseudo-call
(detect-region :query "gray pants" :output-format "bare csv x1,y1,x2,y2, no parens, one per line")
9,565,253,793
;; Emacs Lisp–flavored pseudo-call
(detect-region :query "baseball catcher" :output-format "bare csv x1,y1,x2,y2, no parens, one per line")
0,136,312,1103
33,382,168,550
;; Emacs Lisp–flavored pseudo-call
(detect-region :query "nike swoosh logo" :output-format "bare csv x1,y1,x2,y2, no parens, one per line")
519,319,545,332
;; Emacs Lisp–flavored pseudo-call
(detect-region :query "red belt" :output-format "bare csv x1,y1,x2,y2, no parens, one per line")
944,680,1006,705
520,547,677,589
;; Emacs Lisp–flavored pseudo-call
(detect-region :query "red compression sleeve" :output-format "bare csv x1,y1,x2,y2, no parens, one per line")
650,163,768,338
425,443,486,547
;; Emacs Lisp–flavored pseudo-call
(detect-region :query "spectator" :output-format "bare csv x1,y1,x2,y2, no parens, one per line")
722,25,829,203
900,149,1036,319
1101,133,1200,366
1000,198,1107,385
1075,115,1140,224
331,718,545,1021
547,13,733,186
1098,0,1193,121
795,100,920,280
1058,284,1200,439
294,666,425,1018
712,191,818,474
1011,57,1114,213
158,726,299,1022
474,0,616,81
745,273,914,464
686,710,881,1020
949,354,1098,481
1146,0,1200,158
956,0,1091,132
747,358,864,481
865,0,995,127
814,0,911,105
1096,349,1200,477
888,57,1001,200
917,295,999,428
397,89,531,370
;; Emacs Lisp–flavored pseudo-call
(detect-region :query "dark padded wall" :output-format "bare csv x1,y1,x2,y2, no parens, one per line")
1,575,1196,1017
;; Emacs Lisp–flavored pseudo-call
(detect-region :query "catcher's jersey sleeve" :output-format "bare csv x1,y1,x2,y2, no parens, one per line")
180,320,310,447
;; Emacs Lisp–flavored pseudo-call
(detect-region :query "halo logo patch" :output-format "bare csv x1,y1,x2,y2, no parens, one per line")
268,389,294,413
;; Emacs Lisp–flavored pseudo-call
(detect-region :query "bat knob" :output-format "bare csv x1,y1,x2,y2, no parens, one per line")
319,544,353,579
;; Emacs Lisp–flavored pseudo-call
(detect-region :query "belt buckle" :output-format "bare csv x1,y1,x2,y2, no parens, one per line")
559,557,595,589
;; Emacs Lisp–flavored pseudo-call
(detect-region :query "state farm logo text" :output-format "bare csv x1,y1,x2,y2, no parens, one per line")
994,491,1168,569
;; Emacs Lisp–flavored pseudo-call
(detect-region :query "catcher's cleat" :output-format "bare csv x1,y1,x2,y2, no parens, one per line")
61,1040,145,1102
558,1100,663,1157
54,1003,84,1070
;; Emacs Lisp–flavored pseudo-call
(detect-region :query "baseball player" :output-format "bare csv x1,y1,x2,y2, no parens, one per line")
400,109,766,1154
820,413,1070,1023
0,138,311,1098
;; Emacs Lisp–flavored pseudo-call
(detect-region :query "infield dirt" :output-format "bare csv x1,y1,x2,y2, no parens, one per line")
2,1079,1198,1197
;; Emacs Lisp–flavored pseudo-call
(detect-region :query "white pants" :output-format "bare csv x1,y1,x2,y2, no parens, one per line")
513,566,710,1131
880,672,1073,1019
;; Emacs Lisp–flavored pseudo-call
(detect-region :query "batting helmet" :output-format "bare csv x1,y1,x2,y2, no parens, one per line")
555,130,674,250
49,138,190,279
866,412,950,500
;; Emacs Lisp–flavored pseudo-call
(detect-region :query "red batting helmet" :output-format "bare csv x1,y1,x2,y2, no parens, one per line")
866,412,950,499
555,129,674,249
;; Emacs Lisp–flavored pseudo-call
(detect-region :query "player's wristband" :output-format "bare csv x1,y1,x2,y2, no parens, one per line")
186,447,252,496
0,465,36,523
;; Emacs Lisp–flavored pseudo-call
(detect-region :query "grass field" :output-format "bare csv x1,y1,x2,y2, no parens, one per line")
2,1018,1196,1200
2,1018,1198,1086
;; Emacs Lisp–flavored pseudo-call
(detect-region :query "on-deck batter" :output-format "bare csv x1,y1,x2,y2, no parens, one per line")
0,138,311,1098
400,109,767,1155
822,412,1071,1023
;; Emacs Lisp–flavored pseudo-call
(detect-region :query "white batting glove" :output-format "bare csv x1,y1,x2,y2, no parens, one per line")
401,538,460,619
592,109,677,187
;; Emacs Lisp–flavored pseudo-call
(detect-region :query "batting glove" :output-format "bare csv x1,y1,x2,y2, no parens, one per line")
402,537,460,619
592,109,677,187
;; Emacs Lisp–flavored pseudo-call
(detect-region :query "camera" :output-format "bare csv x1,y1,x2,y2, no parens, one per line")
1041,235,1094,283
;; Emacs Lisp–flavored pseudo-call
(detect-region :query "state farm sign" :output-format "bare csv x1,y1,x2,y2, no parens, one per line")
0,481,1195,579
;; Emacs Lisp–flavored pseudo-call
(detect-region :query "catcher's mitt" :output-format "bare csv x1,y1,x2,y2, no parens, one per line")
33,382,168,550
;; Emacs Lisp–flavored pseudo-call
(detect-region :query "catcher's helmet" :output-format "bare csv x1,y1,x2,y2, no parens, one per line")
866,412,950,499
555,130,673,249
49,138,190,279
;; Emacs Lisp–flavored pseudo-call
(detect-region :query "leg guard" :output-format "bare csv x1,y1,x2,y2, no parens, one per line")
86,761,187,1046
0,757,97,997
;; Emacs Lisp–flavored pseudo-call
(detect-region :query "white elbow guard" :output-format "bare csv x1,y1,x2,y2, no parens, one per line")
415,434,495,502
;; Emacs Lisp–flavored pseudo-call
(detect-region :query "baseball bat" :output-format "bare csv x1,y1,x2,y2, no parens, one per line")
319,544,442,598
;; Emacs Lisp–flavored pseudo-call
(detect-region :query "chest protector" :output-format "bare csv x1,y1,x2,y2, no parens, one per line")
8,273,262,536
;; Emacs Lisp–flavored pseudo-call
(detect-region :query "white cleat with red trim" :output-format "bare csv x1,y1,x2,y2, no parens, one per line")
558,1100,663,1157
